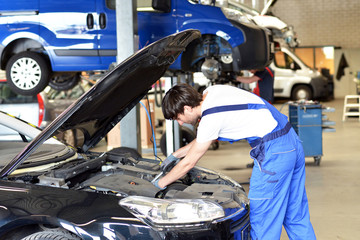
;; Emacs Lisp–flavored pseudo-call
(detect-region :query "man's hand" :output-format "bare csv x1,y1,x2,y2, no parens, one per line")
152,179,166,190
160,154,179,171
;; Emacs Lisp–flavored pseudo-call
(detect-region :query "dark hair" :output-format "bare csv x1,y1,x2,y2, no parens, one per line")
162,83,202,120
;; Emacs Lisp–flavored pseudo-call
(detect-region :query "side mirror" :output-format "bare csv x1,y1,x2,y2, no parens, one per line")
152,0,171,12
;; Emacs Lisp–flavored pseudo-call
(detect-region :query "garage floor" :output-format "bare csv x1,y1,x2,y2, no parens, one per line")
95,97,359,239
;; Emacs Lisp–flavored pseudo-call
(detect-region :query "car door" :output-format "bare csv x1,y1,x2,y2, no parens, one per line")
96,0,117,68
272,50,299,97
39,0,101,71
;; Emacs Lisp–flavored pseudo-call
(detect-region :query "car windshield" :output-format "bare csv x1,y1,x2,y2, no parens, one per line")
274,50,312,70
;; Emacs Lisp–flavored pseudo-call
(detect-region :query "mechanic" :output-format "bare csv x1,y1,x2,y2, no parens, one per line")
236,67,275,103
154,83,316,240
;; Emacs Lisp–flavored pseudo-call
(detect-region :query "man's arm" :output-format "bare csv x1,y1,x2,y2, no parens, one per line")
158,139,212,188
236,75,260,84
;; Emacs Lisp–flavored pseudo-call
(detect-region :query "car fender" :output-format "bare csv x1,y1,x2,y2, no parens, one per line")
0,180,158,239
0,215,159,240
178,22,244,48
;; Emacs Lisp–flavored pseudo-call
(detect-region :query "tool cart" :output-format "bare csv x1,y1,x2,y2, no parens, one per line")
289,101,335,165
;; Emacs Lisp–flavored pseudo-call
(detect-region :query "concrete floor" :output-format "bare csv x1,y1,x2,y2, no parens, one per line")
97,97,360,239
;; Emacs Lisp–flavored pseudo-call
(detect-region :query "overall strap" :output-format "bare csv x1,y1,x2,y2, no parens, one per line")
202,103,267,117
201,103,268,144
201,101,291,147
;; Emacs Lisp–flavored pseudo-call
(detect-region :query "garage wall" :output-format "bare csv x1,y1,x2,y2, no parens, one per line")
271,0,360,48
241,0,360,48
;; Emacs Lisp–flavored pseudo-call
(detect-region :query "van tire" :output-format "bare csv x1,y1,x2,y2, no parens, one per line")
291,85,313,100
160,127,196,156
6,52,51,96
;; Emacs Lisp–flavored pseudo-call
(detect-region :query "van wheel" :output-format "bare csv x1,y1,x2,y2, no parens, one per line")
6,52,50,96
107,147,142,160
291,85,313,100
49,72,81,91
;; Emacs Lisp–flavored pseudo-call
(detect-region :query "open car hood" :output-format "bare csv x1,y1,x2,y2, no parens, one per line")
0,30,201,177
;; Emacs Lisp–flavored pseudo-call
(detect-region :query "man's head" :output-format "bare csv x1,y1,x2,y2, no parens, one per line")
162,83,202,124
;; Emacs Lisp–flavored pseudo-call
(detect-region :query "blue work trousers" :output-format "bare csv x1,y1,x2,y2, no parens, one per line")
248,128,316,240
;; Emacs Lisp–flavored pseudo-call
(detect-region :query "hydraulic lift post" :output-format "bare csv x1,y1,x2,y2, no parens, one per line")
116,0,142,154
164,76,181,156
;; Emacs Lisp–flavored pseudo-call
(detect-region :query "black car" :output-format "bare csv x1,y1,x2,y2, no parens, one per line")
0,30,250,240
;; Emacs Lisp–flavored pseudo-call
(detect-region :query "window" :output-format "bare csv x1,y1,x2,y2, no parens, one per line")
106,0,115,10
274,51,296,69
107,0,153,11
294,46,335,74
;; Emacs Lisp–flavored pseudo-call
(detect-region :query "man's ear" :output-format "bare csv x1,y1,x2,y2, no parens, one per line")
183,105,192,113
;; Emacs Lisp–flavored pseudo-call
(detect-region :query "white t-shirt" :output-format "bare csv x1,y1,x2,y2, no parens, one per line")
196,85,278,143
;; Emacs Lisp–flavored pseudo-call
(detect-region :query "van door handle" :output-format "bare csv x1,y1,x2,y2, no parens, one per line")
87,13,94,29
99,13,106,29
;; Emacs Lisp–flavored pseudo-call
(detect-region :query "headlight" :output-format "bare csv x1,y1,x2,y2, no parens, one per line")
119,196,225,229
221,7,252,24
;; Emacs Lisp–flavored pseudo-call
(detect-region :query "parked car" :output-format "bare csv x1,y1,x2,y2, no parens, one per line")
0,30,250,240
0,78,49,131
0,110,61,144
0,0,273,95
0,78,84,144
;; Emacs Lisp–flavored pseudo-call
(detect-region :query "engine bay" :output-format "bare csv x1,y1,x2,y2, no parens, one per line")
10,149,247,209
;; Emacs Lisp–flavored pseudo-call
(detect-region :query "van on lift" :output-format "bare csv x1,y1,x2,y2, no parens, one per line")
0,0,273,95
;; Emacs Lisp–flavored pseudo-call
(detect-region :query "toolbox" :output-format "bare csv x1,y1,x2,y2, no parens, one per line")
289,101,335,165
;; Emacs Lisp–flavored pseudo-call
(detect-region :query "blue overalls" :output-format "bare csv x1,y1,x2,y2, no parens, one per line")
202,100,316,240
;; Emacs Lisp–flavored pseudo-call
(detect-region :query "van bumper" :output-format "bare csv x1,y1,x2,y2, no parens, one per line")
310,76,329,99
230,20,274,71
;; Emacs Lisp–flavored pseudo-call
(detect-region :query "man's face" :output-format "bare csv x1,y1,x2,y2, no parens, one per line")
175,106,198,126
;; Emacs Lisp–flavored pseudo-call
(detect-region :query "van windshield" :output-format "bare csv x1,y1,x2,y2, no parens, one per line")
274,51,312,70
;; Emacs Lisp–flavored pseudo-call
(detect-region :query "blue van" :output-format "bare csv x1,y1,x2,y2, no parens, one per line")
0,0,273,95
